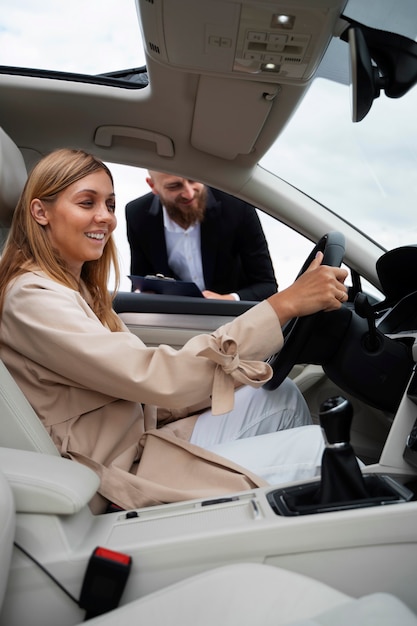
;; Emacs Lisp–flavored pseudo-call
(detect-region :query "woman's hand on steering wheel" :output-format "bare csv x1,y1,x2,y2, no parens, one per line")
271,251,348,325
264,232,347,390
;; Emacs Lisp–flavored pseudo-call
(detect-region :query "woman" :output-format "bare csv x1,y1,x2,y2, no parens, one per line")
0,149,349,512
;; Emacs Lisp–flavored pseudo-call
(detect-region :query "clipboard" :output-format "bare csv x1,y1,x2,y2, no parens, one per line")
129,275,204,298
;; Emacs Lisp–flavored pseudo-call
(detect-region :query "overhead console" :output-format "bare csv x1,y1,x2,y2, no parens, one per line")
137,0,348,84
136,0,348,160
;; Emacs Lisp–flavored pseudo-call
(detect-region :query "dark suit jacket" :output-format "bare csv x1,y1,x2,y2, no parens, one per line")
125,187,278,301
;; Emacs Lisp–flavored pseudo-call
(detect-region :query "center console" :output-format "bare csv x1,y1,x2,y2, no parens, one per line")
269,395,413,516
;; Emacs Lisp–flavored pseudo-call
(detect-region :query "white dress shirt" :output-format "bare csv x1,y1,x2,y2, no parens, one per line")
162,206,206,290
162,206,239,299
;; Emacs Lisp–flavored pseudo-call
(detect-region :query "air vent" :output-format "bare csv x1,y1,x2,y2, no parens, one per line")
283,57,302,63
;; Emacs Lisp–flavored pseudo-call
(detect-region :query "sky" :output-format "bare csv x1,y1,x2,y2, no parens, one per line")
263,77,417,249
2,0,417,292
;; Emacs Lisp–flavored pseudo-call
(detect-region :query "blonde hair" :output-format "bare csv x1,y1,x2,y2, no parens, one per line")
0,148,123,331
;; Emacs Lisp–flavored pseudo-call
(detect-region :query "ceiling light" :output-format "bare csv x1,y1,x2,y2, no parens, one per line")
271,14,295,30
261,62,280,73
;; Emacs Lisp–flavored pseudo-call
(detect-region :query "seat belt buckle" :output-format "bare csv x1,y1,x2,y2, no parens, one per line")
79,546,132,619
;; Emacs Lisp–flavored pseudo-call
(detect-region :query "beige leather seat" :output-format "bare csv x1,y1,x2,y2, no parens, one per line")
77,563,417,626
0,128,59,456
0,470,15,611
0,359,59,454
81,563,417,626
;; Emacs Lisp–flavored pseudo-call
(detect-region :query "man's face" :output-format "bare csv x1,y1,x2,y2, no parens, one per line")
147,172,207,228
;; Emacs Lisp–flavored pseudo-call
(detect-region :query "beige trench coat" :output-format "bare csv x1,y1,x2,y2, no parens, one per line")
0,271,284,512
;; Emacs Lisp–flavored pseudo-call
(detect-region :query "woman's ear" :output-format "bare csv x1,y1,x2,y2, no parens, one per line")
30,199,49,226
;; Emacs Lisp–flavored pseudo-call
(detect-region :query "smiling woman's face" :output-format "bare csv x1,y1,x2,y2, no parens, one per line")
30,169,117,278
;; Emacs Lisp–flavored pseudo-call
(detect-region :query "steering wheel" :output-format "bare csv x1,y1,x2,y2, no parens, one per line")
264,232,346,390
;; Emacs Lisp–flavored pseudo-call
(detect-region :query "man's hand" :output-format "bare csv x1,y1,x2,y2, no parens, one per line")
202,290,237,301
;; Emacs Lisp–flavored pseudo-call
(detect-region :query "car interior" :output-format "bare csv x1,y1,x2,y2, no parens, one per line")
2,0,417,624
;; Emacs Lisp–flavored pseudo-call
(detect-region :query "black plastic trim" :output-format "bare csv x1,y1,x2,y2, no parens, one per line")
0,66,148,90
113,292,256,316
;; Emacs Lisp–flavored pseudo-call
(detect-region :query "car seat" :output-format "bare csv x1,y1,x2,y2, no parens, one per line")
0,128,59,456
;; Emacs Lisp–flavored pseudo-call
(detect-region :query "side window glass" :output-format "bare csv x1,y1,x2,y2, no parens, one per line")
110,164,149,292
111,166,317,294
257,211,324,290
258,211,384,302
109,164,383,302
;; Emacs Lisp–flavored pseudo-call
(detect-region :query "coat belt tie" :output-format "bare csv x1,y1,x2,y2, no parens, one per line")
197,335,272,415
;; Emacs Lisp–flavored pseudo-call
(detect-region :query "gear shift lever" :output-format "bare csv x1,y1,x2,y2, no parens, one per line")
319,396,368,503
267,395,413,515
319,396,352,445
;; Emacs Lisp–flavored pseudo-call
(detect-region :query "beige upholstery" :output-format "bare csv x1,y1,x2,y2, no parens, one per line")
0,447,99,514
79,564,417,626
290,593,417,625
0,361,59,455
0,127,27,226
0,128,57,455
0,471,15,609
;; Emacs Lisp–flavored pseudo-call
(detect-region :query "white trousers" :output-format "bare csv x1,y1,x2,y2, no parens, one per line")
190,378,325,486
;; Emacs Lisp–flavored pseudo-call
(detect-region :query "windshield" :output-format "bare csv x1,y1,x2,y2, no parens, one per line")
260,0,417,252
260,76,417,251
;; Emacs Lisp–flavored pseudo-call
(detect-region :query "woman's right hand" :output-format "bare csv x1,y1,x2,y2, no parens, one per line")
267,251,348,326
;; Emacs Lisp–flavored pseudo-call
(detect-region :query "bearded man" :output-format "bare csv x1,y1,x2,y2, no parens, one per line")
125,171,278,301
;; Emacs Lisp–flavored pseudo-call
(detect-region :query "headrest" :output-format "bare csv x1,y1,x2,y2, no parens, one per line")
0,128,27,225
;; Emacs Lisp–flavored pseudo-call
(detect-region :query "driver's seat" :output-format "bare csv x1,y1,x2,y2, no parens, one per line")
0,359,59,455
0,128,60,456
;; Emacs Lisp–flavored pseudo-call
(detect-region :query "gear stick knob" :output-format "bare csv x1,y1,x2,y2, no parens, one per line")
319,395,353,446
318,396,368,503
